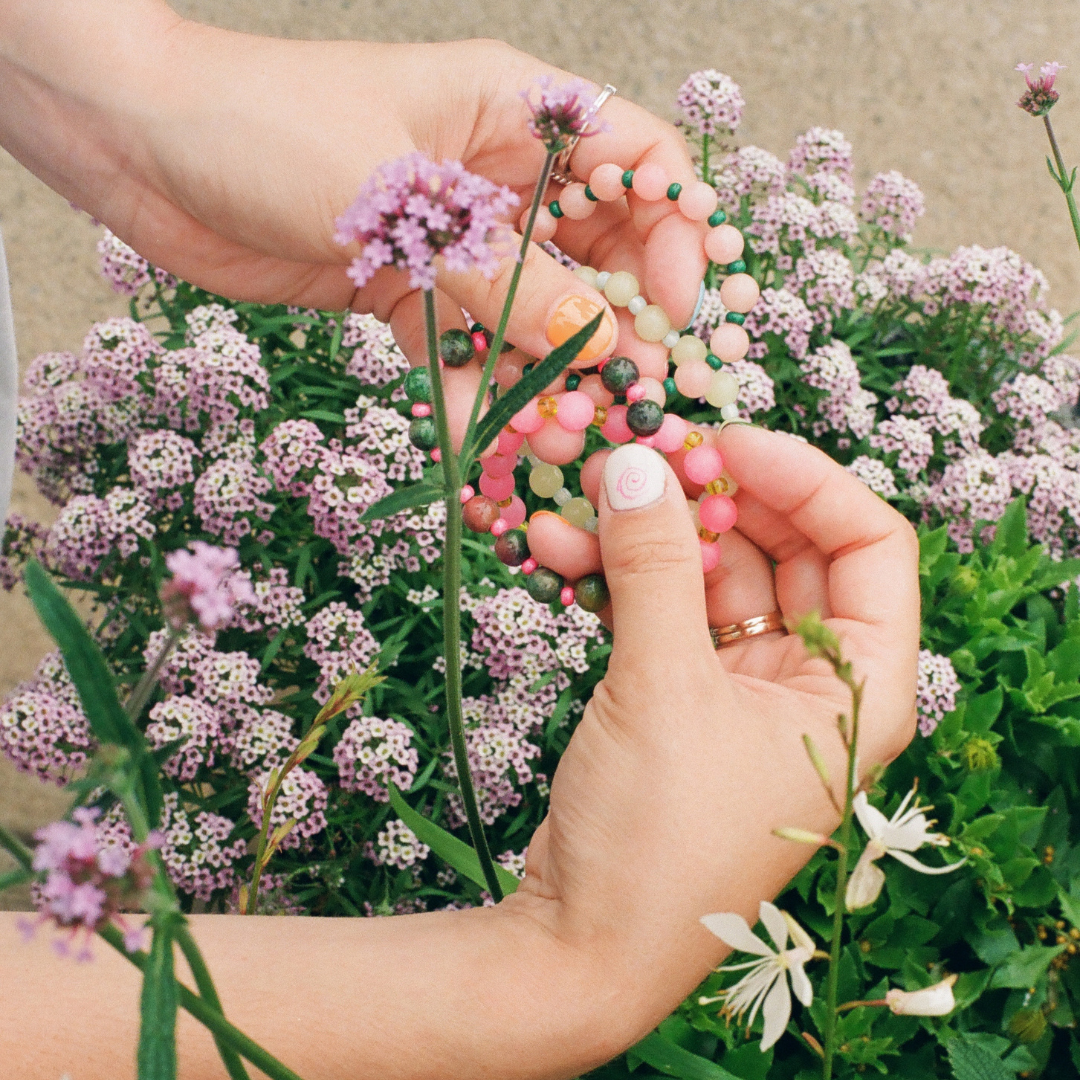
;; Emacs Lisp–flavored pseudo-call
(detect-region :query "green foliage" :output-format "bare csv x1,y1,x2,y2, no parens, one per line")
138,919,180,1080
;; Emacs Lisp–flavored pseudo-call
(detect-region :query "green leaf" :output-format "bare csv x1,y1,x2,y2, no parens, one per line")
361,482,443,523
630,1032,741,1080
965,687,1003,735
989,499,1028,559
945,1035,1015,1080
989,943,1065,989
0,867,33,892
465,311,604,461
918,526,949,575
298,408,346,424
137,921,179,1080
23,561,141,750
387,784,519,896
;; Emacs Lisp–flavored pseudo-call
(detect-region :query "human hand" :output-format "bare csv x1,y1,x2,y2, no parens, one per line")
511,424,920,1034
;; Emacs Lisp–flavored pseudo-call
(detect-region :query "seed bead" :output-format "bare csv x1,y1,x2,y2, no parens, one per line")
725,312,746,325
621,169,635,188
662,329,681,349
720,403,740,420
596,270,612,288
666,182,683,201
584,185,598,201
707,208,727,227
705,352,724,370
727,259,747,274
537,395,559,419
553,487,572,506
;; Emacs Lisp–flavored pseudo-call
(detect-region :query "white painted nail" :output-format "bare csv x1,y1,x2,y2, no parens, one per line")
604,443,666,511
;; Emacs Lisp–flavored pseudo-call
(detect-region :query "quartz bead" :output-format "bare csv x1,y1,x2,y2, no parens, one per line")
589,163,627,201
555,390,596,431
599,403,633,444
577,373,614,407
654,412,690,453
510,398,545,434
720,403,740,420
709,323,751,363
499,494,528,529
670,334,708,367
698,493,738,533
673,358,713,398
527,420,586,465
627,295,647,315
573,266,601,289
561,497,596,529
638,376,667,405
494,351,527,388
560,183,596,220
634,304,672,343
631,163,669,201
662,329,681,349
719,273,761,315
704,224,745,265
603,271,640,307
705,370,740,409
677,181,719,221
526,205,558,244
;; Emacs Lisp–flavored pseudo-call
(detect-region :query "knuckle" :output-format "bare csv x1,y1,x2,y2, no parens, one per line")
605,529,696,583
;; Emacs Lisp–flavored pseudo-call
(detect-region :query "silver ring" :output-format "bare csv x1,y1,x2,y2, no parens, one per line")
550,84,617,187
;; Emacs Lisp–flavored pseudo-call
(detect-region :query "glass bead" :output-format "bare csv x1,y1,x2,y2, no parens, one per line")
727,259,747,274
698,525,720,543
603,270,640,307
403,366,433,404
625,399,665,437
596,270,612,288
561,497,595,528
573,266,600,289
591,405,608,426
683,430,704,450
529,463,565,498
705,370,739,409
560,586,576,606
582,516,598,533
725,312,746,325
662,329,681,349
634,304,672,343
600,356,639,394
720,403,740,420
574,573,610,612
707,209,727,227
439,328,475,368
537,395,559,419
584,185,599,201
670,334,708,367
705,352,723,370
666,182,683,201
553,487,572,506
525,566,564,604
627,295,647,315
621,169,635,188
549,200,564,219
663,376,677,399
565,373,582,391
408,416,438,451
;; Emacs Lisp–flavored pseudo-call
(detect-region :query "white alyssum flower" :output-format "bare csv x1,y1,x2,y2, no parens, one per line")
699,900,816,1051
846,787,963,910
885,974,957,1016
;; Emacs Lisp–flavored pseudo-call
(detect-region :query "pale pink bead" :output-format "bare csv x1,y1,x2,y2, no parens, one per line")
411,403,432,417
683,445,724,486
588,163,627,201
704,224,745,265
626,384,647,403
528,418,587,465
709,323,751,363
459,486,475,504
498,429,526,455
638,376,667,406
481,451,517,478
719,273,761,315
494,352,527,388
431,448,442,463
555,390,597,431
631,163,669,201
479,471,516,501
636,436,657,448
577,373,615,407
499,494,527,529
700,540,722,574
654,413,690,453
677,181,719,222
698,493,738,533
490,519,509,537
510,398,545,434
559,183,596,221
530,205,558,244
560,586,576,606
599,404,633,444
674,358,713,399
521,557,538,575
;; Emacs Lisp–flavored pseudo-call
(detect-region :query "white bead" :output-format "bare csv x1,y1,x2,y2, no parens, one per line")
662,329,681,349
596,271,612,288
573,266,600,289
582,516,598,533
720,403,740,420
627,295,647,315
553,487,572,506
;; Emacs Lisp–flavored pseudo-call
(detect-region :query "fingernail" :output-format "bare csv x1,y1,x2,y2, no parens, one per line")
684,279,706,330
604,443,666,511
546,292,617,363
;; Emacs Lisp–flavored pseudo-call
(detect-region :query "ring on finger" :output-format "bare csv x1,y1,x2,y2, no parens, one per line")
710,612,787,649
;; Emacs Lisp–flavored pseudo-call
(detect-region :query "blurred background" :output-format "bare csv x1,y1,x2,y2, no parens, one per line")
2,0,1078,904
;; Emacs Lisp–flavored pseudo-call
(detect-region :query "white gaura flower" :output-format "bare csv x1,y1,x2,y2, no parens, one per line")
846,787,964,910
885,974,957,1016
699,900,816,1051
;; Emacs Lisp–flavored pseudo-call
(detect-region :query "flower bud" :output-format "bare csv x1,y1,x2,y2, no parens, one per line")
885,974,957,1016
961,736,1000,773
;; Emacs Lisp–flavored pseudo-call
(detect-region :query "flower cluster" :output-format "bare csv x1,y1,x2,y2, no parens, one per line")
522,76,609,153
367,818,430,870
916,650,961,736
676,69,744,137
161,541,256,632
1016,61,1064,117
247,766,329,850
860,170,925,241
97,228,176,296
334,715,419,800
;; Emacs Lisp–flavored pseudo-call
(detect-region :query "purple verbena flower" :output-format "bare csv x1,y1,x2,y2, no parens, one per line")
521,76,610,154
334,153,518,292
675,69,745,137
161,541,256,632
1017,61,1064,116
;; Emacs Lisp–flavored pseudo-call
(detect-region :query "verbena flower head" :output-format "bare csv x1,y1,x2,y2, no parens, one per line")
1017,61,1064,116
334,153,518,291
675,69,745,137
161,540,256,632
521,76,610,154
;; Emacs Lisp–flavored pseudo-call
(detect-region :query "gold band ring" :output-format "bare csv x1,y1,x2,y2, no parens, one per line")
710,612,787,649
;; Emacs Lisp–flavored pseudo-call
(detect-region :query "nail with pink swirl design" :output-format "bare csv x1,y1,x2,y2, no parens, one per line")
603,443,666,511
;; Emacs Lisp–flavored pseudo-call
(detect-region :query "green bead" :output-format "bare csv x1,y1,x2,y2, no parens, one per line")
584,185,598,201
600,356,639,395
403,366,433,404
726,259,747,274
408,416,438,452
574,573,610,613
493,528,530,567
438,327,475,368
525,566,564,605
523,362,535,375
663,376,678,399
705,353,724,371
626,399,664,437
565,373,581,391
470,322,485,334
707,209,728,227
621,169,635,188
725,312,746,326
666,182,683,201
549,200,564,219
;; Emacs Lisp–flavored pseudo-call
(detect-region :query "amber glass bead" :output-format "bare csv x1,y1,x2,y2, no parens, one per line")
698,525,720,543
683,431,704,450
591,405,609,427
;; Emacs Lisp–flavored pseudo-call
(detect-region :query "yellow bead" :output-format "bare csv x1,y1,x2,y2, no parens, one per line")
705,370,739,409
683,431,704,450
497,496,514,508
603,270,640,307
704,479,726,496
529,463,565,498
537,395,558,419
634,304,672,343
561,497,596,528
670,334,708,367
592,404,608,427
573,266,600,289
720,471,738,496
698,525,720,543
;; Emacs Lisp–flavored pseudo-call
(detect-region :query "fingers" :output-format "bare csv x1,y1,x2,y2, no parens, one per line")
702,528,778,629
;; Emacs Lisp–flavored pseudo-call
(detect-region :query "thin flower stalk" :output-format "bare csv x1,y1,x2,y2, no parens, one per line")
124,625,181,721
1042,116,1080,263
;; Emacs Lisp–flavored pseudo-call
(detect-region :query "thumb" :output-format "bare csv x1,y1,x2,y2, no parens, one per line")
598,443,714,675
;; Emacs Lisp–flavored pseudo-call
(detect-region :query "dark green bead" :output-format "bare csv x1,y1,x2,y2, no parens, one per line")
725,312,746,326
408,416,438,452
626,399,665,437
663,376,678,399
705,352,724,371
494,528,530,567
439,327,475,368
565,373,582,391
621,169,635,188
707,209,728,227
584,185,598,202
666,182,683,201
523,362,535,375
600,356,640,395
549,200,564,219
574,573,610,613
726,259,747,274
470,322,485,334
525,566,564,605
403,366,433,404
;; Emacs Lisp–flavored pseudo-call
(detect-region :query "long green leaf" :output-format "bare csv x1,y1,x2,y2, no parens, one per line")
631,1033,741,1080
138,922,179,1080
388,785,519,896
465,312,604,462
361,482,443,523
0,868,33,892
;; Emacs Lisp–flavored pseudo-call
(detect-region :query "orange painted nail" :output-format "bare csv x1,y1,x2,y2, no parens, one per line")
545,293,617,363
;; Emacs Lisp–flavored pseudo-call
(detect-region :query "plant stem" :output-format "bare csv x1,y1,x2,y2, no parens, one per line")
424,290,503,902
0,823,33,868
1043,115,1080,260
126,626,182,720
460,151,556,465
245,767,287,915
175,926,251,1080
701,134,711,187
